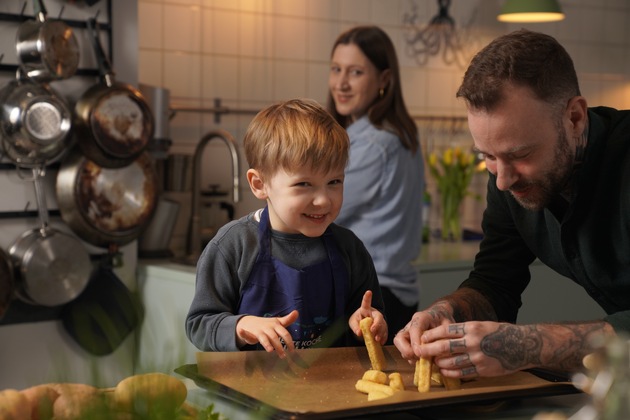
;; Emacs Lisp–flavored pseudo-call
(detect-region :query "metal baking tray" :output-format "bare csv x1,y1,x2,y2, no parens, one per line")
175,346,580,419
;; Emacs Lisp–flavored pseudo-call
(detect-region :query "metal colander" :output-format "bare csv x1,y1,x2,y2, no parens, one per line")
25,101,64,143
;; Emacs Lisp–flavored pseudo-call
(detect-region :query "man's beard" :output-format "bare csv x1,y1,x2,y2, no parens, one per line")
510,126,573,211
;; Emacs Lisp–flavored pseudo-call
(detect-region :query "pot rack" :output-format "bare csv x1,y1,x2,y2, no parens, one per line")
0,0,113,77
0,0,114,220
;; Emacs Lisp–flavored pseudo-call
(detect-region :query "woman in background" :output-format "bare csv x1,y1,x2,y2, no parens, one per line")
327,25,425,344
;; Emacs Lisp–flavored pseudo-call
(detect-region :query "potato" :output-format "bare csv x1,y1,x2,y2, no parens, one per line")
21,384,59,420
0,389,30,420
114,373,187,417
50,383,109,420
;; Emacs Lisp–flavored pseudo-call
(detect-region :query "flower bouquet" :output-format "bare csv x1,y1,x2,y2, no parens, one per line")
427,146,486,241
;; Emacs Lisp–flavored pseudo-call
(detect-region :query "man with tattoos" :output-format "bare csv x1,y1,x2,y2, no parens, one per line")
394,29,630,379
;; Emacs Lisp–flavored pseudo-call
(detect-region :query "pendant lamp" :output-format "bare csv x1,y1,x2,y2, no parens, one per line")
498,0,565,23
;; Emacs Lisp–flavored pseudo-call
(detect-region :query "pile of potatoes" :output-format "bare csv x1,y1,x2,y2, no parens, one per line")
0,372,193,420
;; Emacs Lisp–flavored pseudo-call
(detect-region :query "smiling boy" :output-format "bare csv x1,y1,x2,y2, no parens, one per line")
186,98,387,357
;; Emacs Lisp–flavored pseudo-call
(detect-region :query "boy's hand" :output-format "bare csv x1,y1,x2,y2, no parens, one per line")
349,290,388,345
236,310,299,358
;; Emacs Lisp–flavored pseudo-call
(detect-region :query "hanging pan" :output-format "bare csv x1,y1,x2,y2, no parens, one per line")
55,149,158,248
16,0,80,81
74,18,154,169
9,168,92,307
0,68,73,168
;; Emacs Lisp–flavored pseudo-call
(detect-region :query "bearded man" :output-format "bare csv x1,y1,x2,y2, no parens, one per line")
395,29,630,379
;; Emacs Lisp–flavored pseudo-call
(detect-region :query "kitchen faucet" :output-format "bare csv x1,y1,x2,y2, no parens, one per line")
185,129,240,262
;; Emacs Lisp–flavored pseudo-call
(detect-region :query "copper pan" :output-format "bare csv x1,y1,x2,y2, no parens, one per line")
73,18,153,169
55,149,158,248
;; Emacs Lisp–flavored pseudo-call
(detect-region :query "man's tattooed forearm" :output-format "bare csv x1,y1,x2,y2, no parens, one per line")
481,322,611,372
480,324,542,370
546,322,609,371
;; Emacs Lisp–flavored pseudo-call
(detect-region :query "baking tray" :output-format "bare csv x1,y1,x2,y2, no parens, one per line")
175,346,580,419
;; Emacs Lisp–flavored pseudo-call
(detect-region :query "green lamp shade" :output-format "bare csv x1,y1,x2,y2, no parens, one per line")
498,0,565,22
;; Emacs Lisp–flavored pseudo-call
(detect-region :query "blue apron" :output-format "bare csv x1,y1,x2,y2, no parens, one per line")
237,207,349,349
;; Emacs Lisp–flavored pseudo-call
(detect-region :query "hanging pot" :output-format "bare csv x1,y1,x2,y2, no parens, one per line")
0,69,73,168
74,18,153,169
0,247,15,320
9,168,92,307
16,0,80,82
55,149,158,248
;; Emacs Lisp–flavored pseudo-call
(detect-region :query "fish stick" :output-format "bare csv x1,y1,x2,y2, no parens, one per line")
388,372,405,392
359,317,386,371
442,376,462,390
415,356,432,393
362,370,387,384
355,380,395,396
367,390,391,401
431,363,443,385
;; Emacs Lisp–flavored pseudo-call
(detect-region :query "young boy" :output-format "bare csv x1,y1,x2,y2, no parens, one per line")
185,98,387,358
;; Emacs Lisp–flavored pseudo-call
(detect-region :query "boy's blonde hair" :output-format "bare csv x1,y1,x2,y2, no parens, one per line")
244,98,349,178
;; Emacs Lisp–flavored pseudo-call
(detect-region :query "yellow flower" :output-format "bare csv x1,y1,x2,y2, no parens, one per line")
443,148,453,166
429,152,438,168
426,147,487,241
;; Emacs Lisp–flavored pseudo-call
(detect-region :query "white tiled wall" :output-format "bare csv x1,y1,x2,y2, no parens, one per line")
138,0,630,249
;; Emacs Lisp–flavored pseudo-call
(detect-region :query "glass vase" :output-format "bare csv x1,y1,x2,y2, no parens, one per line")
440,190,464,242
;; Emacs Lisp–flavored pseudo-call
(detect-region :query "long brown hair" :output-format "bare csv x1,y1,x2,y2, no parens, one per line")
327,25,419,154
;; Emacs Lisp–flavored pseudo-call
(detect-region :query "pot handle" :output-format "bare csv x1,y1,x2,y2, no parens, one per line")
86,17,115,86
33,0,47,23
31,167,51,235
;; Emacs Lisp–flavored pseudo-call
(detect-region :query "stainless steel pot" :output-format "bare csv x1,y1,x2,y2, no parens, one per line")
0,69,73,168
74,18,153,169
138,197,180,258
16,0,79,81
9,169,92,307
56,150,159,248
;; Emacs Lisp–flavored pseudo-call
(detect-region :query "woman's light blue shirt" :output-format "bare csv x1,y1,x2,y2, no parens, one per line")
336,116,425,306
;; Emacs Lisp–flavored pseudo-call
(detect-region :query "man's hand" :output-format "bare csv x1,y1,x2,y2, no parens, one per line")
394,300,455,363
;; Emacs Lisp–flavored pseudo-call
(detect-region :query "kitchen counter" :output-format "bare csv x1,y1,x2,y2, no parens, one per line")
414,239,481,271
136,238,605,370
136,239,483,285
185,376,590,420
136,242,600,419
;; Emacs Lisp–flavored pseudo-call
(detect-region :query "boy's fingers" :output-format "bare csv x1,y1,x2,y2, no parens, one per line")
360,290,373,314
